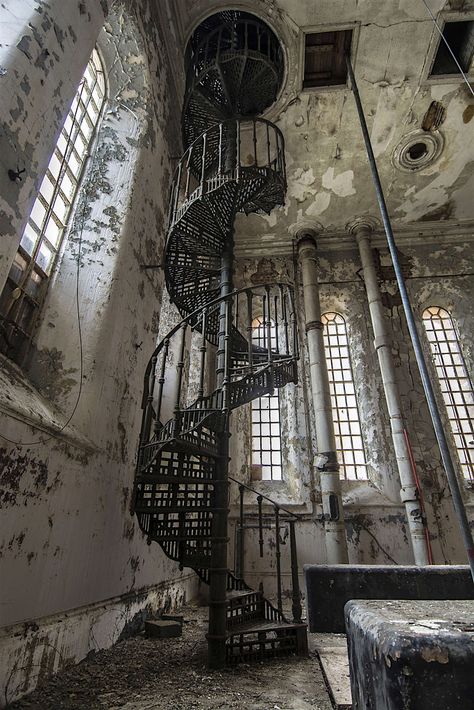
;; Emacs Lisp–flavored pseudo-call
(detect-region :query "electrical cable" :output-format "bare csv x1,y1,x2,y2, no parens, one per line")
420,0,474,98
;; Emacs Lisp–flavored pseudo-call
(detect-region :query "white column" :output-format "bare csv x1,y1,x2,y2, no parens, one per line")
297,231,349,564
352,219,430,566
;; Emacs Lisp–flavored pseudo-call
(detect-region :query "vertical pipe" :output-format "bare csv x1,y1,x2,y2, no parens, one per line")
257,495,264,558
208,236,233,669
174,323,187,418
274,295,280,354
274,505,283,614
297,231,349,564
247,290,254,372
238,484,245,578
289,519,302,623
346,56,474,579
201,132,207,195
253,120,258,166
352,221,430,565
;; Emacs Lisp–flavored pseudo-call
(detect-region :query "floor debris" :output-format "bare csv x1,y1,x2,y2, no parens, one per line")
8,604,333,709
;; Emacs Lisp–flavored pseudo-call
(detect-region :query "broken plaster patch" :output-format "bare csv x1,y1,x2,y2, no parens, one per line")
287,167,316,202
322,167,356,197
305,191,331,217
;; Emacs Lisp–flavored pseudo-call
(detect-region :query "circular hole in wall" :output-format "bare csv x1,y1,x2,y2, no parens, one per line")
407,142,428,160
393,130,444,173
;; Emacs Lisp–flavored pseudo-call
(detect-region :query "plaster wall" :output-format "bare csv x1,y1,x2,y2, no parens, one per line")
0,1,198,704
229,239,473,599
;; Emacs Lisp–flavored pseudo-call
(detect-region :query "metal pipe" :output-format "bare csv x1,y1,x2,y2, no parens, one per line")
346,55,474,580
352,221,430,565
274,505,283,614
297,232,349,564
289,520,303,623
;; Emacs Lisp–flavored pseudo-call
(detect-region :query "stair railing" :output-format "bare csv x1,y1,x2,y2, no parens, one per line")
187,18,284,90
169,117,286,231
137,282,298,469
229,476,304,624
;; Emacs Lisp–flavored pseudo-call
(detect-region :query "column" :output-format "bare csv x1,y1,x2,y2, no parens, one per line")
297,230,349,564
351,218,430,566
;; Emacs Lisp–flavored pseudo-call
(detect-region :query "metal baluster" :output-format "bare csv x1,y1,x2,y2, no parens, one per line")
274,295,280,354
253,120,258,166
266,122,271,167
257,495,264,558
142,354,157,444
185,146,193,199
174,323,187,418
262,293,267,350
247,290,253,373
282,290,289,354
236,120,241,181
173,161,182,219
265,285,272,367
234,291,239,329
274,505,283,614
198,310,207,400
201,132,207,195
237,484,245,578
289,519,303,623
155,338,170,428
218,123,223,176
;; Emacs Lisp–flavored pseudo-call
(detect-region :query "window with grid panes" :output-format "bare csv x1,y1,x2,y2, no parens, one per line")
422,307,474,481
321,312,368,480
251,316,282,481
0,48,105,363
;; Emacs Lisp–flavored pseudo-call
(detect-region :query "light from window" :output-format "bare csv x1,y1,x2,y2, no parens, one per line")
322,312,367,480
251,316,282,481
422,306,474,481
0,48,105,362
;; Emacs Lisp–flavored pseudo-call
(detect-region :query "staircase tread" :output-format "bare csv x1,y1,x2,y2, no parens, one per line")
227,618,307,635
226,589,261,600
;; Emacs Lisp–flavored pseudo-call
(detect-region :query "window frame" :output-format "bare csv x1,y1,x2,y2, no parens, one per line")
422,10,474,85
0,47,106,364
321,311,368,481
250,315,283,482
299,22,360,93
422,306,474,483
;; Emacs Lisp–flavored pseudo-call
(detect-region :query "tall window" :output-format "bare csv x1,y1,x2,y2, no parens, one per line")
251,316,282,481
422,306,474,482
322,312,367,480
0,48,105,363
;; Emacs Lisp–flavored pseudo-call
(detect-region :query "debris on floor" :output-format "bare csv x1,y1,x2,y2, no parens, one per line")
8,603,333,709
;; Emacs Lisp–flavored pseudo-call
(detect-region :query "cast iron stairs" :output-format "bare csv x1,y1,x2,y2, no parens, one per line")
133,10,307,665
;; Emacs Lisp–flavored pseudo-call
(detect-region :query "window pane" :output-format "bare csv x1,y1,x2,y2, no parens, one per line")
322,312,368,480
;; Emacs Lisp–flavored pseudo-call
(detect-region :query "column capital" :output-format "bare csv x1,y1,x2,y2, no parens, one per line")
290,220,323,250
347,216,379,243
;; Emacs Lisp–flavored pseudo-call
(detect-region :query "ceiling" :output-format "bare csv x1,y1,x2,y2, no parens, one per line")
164,0,474,252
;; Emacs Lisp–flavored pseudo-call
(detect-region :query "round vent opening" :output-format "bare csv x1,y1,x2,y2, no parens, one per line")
393,130,444,173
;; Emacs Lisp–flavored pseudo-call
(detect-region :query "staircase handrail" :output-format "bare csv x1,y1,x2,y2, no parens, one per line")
229,475,304,623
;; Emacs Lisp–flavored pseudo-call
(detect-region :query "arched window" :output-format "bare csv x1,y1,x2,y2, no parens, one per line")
321,312,368,480
251,316,282,481
422,306,474,481
0,48,105,363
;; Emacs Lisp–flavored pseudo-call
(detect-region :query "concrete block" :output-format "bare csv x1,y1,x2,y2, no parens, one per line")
345,599,474,710
144,619,182,638
304,564,474,633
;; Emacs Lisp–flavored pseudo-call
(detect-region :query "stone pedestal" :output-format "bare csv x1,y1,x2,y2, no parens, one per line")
345,599,474,710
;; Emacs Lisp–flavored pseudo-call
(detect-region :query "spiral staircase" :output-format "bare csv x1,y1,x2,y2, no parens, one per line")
132,11,307,667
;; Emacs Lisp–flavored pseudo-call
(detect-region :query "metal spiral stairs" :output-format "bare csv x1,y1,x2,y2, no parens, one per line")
132,11,307,667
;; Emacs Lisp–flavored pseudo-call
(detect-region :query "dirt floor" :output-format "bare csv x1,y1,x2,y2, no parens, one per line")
8,603,333,710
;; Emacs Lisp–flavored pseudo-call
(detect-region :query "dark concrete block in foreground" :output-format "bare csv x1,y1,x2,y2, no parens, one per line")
144,619,182,638
345,600,474,710
304,564,474,633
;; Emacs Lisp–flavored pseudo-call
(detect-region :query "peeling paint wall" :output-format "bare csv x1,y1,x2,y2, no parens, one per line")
0,2,198,705
230,237,473,588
